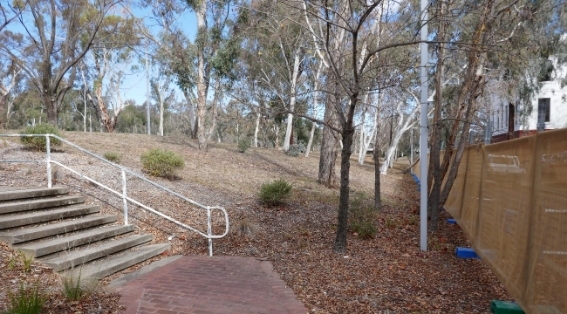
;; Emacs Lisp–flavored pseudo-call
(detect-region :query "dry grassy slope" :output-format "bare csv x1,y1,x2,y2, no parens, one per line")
62,131,407,203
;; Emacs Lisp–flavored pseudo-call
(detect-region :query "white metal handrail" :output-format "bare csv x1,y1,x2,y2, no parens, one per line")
0,133,229,256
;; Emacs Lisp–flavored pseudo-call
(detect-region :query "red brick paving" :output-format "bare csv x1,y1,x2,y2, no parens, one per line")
112,256,308,314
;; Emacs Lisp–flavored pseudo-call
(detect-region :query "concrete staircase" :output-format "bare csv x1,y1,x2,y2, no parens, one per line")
0,186,170,280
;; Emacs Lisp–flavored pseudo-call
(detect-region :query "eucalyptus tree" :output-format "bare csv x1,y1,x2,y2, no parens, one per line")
150,57,176,137
0,1,26,33
0,59,22,128
0,0,120,125
80,12,141,133
185,0,246,150
426,0,567,230
296,0,428,252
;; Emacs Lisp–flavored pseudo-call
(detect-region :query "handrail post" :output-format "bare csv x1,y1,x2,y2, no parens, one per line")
46,135,52,188
122,169,129,225
207,207,213,257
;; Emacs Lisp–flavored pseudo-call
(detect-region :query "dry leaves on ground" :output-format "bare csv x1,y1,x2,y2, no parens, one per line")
0,132,512,313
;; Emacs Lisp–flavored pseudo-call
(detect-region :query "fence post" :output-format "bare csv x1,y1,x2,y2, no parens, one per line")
484,121,493,144
46,135,52,188
207,207,213,257
122,169,129,225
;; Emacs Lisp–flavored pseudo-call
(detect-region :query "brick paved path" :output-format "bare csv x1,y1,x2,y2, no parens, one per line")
111,256,308,314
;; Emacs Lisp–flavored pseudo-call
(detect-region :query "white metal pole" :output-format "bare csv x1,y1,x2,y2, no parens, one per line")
146,41,151,135
122,169,129,225
46,135,52,188
207,207,213,257
419,0,429,251
410,128,414,166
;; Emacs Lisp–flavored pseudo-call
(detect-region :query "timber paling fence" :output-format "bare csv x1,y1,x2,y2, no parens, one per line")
413,128,567,314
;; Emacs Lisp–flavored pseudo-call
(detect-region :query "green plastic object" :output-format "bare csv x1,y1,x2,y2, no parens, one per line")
490,300,525,314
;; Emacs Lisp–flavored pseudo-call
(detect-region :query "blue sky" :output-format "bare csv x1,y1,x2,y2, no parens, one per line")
123,6,198,107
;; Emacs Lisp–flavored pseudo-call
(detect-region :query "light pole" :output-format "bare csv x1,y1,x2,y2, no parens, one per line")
419,0,429,251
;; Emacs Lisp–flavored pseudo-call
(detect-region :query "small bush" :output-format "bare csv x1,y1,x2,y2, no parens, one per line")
285,143,306,157
259,179,292,206
5,282,45,314
237,138,250,153
349,191,377,239
140,148,185,179
20,123,62,151
104,152,121,163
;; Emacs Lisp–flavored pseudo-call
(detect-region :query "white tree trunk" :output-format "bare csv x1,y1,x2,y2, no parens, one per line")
158,85,164,136
195,0,208,150
380,95,420,174
305,62,323,157
254,107,261,148
283,47,302,151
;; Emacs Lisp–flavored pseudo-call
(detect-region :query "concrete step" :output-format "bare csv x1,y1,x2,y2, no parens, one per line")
40,233,152,272
0,205,100,230
16,224,135,258
0,215,117,245
59,243,169,279
0,187,68,202
0,195,85,215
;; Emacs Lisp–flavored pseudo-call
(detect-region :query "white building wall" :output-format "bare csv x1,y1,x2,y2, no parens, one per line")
520,80,567,131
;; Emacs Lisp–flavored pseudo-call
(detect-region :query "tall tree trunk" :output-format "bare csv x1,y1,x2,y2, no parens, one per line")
374,127,381,211
428,0,447,231
159,97,164,137
254,107,261,148
44,93,58,126
283,48,302,151
318,88,340,187
334,124,355,253
437,0,496,209
205,79,221,143
196,0,209,150
305,61,323,157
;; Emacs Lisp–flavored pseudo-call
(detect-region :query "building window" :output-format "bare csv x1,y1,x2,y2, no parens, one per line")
537,98,550,131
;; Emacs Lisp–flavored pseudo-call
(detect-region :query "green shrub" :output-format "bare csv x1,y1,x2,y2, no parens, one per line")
104,152,121,163
20,123,62,151
140,148,185,179
285,143,306,157
5,282,45,314
349,191,377,239
259,179,292,206
237,138,250,153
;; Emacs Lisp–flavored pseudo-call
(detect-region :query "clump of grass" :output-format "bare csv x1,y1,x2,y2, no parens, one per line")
103,151,121,163
5,282,46,314
61,271,88,301
140,148,185,179
20,252,33,273
237,138,250,153
20,123,62,151
349,191,377,239
258,179,292,206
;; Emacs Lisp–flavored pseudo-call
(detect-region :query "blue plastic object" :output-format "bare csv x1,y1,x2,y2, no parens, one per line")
447,219,457,224
456,247,480,259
